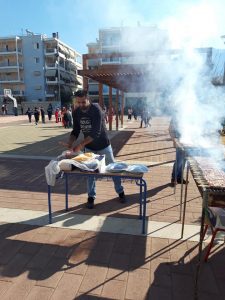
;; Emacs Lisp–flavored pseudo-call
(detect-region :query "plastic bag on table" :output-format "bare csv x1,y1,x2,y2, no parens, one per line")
105,162,128,173
126,164,148,174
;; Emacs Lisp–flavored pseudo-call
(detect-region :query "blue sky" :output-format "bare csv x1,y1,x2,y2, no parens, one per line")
0,0,224,54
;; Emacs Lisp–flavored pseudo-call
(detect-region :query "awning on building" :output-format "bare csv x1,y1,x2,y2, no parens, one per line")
45,69,57,77
59,45,70,56
68,49,75,58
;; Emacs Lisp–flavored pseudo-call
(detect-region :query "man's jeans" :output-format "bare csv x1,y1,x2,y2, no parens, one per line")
85,145,124,199
171,148,186,181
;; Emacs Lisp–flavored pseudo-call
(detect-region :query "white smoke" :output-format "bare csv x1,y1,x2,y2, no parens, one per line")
116,0,225,163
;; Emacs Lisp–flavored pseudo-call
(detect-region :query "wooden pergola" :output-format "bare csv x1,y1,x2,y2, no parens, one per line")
78,52,152,130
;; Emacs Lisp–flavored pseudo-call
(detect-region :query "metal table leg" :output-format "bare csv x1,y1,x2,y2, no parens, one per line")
181,162,190,238
138,180,143,220
174,147,178,194
136,178,147,234
65,173,69,211
48,185,52,224
141,178,147,234
194,189,207,300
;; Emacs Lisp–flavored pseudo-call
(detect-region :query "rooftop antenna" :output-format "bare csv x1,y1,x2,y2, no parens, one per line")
25,29,34,35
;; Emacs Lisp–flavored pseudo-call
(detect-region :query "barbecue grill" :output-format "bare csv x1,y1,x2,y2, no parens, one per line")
172,137,220,221
171,130,225,299
181,156,225,300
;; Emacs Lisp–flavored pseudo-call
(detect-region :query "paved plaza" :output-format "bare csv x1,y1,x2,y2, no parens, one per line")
0,115,224,299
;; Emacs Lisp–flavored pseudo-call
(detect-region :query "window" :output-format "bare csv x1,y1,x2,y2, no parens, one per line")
34,57,40,63
34,85,42,90
33,71,41,76
34,43,39,49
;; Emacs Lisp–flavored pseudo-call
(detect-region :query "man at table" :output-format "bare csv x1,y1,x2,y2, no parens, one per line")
64,89,126,209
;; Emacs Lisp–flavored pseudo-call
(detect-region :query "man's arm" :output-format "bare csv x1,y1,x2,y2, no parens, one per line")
73,136,94,152
60,110,80,149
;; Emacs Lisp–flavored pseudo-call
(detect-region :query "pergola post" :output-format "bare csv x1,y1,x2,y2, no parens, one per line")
115,89,119,131
121,91,124,128
109,86,113,131
98,83,103,108
82,55,88,91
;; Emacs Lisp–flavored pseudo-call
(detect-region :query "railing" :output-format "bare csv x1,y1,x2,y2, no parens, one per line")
0,62,23,67
45,63,57,68
0,77,23,82
12,90,24,95
45,90,55,96
46,78,59,84
45,48,57,54
0,47,22,53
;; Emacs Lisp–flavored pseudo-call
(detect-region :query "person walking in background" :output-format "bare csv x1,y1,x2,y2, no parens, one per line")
62,108,70,128
55,108,59,123
1,104,5,115
102,106,108,123
26,107,32,123
34,107,40,125
40,106,45,124
108,106,114,125
47,103,53,121
128,107,133,120
133,108,137,120
140,109,147,128
4,104,7,115
68,108,73,128
146,110,152,127
58,108,62,122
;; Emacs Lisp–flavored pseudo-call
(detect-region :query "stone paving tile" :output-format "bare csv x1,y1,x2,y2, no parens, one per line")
26,286,54,300
0,280,12,297
78,265,108,295
125,268,150,299
101,279,126,299
0,270,40,300
51,273,83,300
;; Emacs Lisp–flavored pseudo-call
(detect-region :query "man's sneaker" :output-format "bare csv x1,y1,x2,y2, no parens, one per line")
119,191,126,203
86,197,94,209
171,179,176,187
177,179,188,184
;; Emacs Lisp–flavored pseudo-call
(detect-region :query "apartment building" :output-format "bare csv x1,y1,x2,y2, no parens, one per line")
86,26,214,114
0,32,82,107
86,26,170,111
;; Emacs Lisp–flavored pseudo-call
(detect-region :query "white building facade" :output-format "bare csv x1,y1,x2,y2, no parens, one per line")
0,32,82,106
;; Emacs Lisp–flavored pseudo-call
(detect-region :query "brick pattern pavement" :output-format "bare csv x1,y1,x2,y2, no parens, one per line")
0,117,202,225
0,223,224,299
0,116,224,299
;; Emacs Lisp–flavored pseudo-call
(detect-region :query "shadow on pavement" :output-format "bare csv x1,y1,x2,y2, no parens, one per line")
0,221,224,299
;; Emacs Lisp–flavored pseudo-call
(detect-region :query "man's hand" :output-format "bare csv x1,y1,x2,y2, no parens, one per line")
58,141,72,149
73,143,83,153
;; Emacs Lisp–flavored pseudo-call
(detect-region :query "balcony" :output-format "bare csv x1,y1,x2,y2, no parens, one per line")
46,78,64,85
0,48,22,55
12,90,24,96
0,77,24,83
45,48,57,56
45,90,56,97
0,62,23,70
45,63,57,69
